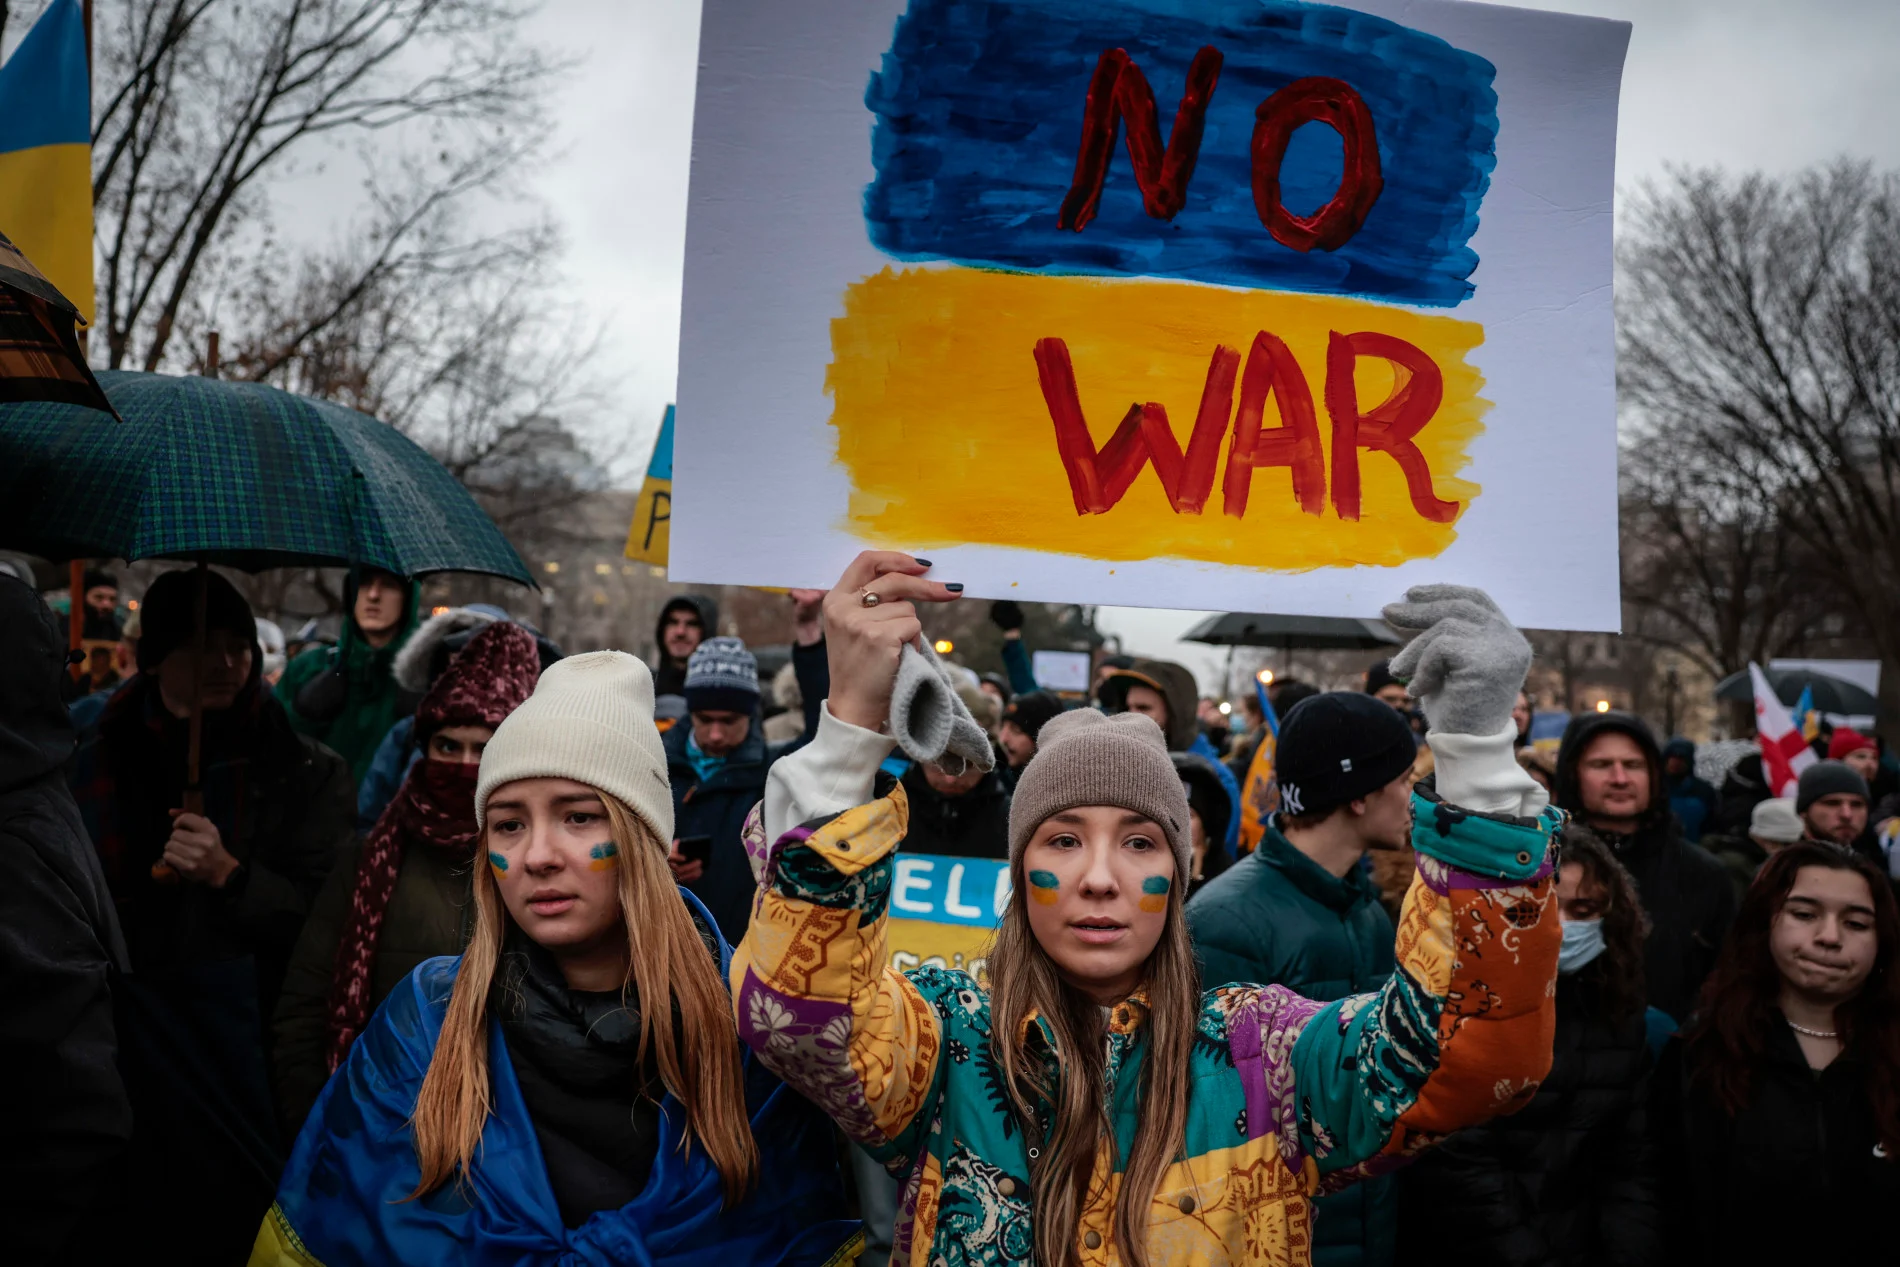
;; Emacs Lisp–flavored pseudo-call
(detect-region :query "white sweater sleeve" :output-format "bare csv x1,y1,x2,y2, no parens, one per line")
764,701,898,845
1427,725,1549,818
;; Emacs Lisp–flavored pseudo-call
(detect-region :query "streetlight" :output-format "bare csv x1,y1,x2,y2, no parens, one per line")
1218,701,1232,716
933,639,954,655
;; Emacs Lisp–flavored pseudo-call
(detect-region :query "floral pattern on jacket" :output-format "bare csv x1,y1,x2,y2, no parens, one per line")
731,786,1566,1266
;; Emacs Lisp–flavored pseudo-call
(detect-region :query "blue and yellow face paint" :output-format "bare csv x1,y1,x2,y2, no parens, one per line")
487,851,509,876
1138,874,1172,914
1027,870,1061,906
589,842,621,871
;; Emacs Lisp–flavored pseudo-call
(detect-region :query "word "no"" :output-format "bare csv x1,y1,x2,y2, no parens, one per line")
1058,47,1382,253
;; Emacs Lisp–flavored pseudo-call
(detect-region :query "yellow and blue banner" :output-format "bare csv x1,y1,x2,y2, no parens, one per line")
829,0,1495,572
0,0,93,324
623,403,674,566
883,852,1009,989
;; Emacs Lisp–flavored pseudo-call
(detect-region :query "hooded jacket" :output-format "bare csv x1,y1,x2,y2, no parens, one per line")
1555,713,1736,1024
652,595,720,698
278,573,423,783
1660,738,1719,844
0,575,132,1265
1102,659,1242,854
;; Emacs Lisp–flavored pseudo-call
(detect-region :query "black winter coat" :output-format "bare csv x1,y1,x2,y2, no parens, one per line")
1603,817,1736,1025
0,577,132,1266
1399,971,1660,1267
897,764,1010,859
1654,1022,1900,1263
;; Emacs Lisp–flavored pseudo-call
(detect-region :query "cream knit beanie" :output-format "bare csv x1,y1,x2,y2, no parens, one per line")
475,650,675,850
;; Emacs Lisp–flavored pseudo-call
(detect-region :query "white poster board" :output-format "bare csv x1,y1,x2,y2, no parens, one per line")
672,0,1630,631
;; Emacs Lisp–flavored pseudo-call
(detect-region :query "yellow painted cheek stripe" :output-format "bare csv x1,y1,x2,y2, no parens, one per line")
828,266,1487,571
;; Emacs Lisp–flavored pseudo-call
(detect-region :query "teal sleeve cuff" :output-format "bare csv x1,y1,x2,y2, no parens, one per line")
1410,780,1564,881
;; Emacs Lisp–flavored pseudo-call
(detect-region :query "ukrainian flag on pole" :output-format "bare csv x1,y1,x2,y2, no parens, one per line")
0,0,93,323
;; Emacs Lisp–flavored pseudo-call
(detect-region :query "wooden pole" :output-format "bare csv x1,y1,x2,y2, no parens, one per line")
67,559,86,678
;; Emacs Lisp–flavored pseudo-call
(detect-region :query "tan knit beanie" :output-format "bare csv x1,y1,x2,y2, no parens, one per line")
475,650,674,850
1007,710,1190,877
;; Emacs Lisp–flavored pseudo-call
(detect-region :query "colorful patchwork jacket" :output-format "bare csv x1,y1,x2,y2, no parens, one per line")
732,782,1564,1266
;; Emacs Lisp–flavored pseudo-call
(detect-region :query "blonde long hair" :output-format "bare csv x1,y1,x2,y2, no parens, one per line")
988,861,1198,1267
409,793,759,1204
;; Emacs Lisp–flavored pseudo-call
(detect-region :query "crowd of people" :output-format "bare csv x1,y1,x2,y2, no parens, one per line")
2,555,1896,1266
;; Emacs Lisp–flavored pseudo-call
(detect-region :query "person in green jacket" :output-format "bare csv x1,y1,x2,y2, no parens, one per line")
277,567,421,784
1186,690,1423,1267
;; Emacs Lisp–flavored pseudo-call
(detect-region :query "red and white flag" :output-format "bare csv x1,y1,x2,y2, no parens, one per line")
1752,662,1816,797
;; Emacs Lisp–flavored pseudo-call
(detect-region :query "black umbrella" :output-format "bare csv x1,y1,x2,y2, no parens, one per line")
1713,666,1879,717
1182,611,1402,651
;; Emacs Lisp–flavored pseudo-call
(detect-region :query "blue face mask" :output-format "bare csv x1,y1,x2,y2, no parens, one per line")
1558,917,1606,975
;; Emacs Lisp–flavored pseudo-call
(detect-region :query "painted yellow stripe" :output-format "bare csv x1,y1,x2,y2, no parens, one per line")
828,267,1487,572
0,143,93,322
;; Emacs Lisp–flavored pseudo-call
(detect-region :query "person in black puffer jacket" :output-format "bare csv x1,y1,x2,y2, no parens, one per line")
1399,829,1661,1267
1653,842,1900,1263
1555,711,1736,1025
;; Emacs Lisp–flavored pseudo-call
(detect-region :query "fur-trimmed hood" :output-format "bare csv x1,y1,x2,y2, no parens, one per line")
391,605,505,694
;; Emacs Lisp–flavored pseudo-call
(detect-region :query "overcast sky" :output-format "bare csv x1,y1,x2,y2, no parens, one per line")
15,0,1885,683
517,0,1900,687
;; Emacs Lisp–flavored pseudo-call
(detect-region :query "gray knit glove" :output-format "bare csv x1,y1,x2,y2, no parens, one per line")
889,641,996,775
1381,585,1531,736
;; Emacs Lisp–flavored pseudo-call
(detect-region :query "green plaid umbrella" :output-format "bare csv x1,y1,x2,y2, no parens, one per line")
0,369,532,583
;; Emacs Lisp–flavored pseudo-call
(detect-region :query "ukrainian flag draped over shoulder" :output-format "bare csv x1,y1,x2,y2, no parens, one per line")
0,0,93,323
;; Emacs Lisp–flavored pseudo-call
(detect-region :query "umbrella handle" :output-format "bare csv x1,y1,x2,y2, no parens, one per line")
152,564,212,885
148,786,203,883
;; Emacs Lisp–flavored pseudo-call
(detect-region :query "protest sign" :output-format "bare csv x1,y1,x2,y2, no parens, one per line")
674,0,1630,630
882,852,1010,988
623,404,674,567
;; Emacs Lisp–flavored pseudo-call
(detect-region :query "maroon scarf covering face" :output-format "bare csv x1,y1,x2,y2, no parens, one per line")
323,621,543,1070
324,759,480,1069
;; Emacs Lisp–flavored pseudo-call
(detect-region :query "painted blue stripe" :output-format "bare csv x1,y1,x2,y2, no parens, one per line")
864,0,1496,307
0,0,90,154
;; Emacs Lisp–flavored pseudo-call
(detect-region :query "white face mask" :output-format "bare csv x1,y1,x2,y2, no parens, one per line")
1558,917,1606,974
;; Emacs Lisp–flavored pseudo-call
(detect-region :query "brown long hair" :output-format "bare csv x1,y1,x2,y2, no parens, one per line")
408,793,760,1203
988,860,1199,1267
1559,828,1650,1026
1683,842,1900,1156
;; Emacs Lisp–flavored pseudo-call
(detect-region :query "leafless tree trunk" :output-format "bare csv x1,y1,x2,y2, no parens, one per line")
88,0,556,374
1619,162,1900,681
